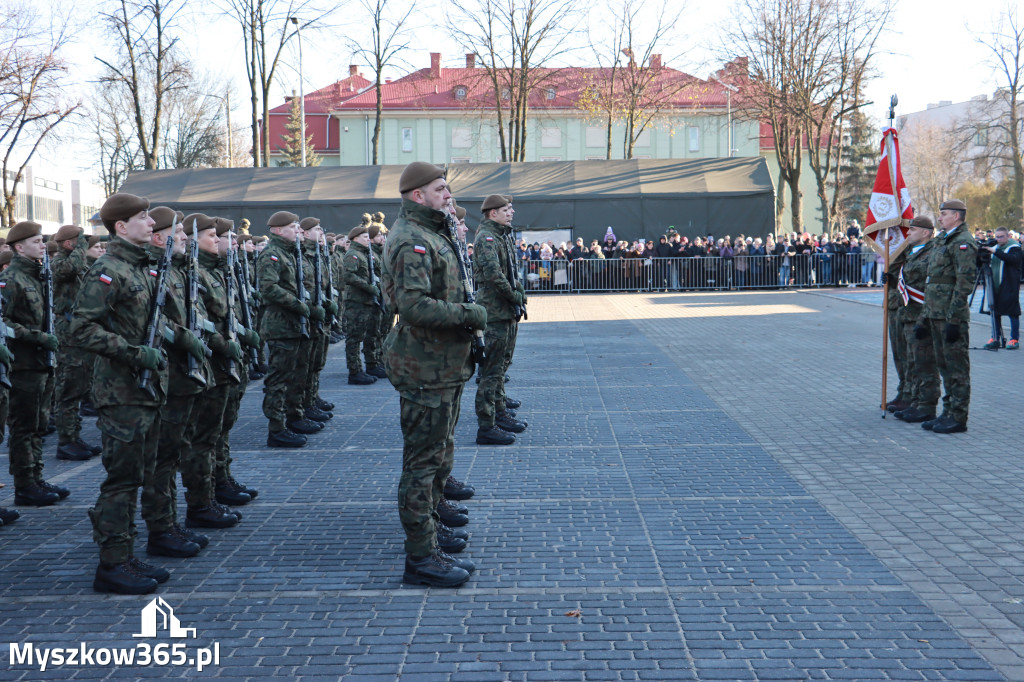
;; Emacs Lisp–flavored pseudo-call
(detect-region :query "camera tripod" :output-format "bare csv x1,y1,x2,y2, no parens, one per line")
968,260,1001,348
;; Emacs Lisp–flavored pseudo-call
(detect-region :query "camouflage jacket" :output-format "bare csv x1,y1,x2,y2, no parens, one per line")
899,240,934,324
0,254,54,375
197,249,241,383
343,242,377,306
381,199,474,394
52,240,88,335
256,233,306,340
156,249,215,396
922,224,978,323
885,250,908,311
68,236,168,408
473,219,516,321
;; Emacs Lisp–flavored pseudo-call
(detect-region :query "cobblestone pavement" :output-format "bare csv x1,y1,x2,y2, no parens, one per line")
0,290,1015,680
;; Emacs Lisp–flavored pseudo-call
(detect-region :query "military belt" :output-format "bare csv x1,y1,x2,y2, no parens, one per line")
926,276,956,284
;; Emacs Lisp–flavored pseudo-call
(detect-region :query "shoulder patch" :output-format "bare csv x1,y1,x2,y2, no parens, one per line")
0,282,5,288
485,237,493,241
413,245,426,254
270,255,279,262
149,269,158,277
959,244,968,250
99,273,113,285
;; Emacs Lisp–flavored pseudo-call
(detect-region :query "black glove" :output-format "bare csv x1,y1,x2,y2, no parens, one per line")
943,323,960,343
913,324,929,340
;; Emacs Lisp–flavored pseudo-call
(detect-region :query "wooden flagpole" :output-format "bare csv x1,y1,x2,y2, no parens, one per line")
880,95,900,417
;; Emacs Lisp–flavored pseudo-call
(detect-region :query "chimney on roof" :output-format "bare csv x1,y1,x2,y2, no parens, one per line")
385,78,391,84
430,52,441,78
466,53,475,68
349,65,358,77
650,54,662,70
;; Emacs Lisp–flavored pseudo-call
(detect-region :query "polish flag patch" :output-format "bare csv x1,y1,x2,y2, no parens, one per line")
270,255,279,262
959,244,968,250
485,237,493,241
99,274,113,285
413,245,426,254
149,269,158,277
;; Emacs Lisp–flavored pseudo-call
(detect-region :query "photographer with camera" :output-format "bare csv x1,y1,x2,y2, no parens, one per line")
981,227,1021,350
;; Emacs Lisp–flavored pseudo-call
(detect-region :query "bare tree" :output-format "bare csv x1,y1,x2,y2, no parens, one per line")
347,0,414,165
0,3,79,228
160,74,234,169
899,120,964,217
92,79,141,196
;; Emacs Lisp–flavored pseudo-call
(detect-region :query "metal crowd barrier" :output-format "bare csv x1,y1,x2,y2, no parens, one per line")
515,254,885,293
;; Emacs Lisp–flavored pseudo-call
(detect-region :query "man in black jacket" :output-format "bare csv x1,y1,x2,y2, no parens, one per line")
982,227,1021,350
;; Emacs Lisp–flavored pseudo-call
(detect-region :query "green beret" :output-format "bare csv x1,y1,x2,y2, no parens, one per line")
6,220,42,245
481,194,512,212
299,217,320,230
399,161,446,193
53,224,84,242
149,206,177,231
182,213,216,232
100,193,149,231
909,216,934,230
940,199,966,211
348,225,368,240
268,211,299,228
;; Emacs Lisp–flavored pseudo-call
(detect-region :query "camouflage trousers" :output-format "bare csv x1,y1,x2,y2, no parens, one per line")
888,307,909,403
344,304,381,372
372,307,394,367
90,405,160,565
505,317,519,375
902,319,940,411
263,338,305,432
398,384,463,557
215,380,246,484
303,331,329,409
54,346,93,443
144,392,198,532
187,383,234,507
476,320,512,429
929,318,971,423
7,370,55,487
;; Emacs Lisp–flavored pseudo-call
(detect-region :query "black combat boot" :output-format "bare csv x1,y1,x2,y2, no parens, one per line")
228,477,259,500
316,396,335,411
444,476,475,501
173,523,209,549
305,405,333,422
0,508,20,525
437,498,469,527
286,418,323,434
94,561,158,595
76,438,102,457
896,407,935,423
436,524,467,553
441,496,468,515
129,556,170,583
38,480,70,499
147,530,201,558
213,501,242,520
56,440,92,461
438,522,469,541
365,365,388,379
438,550,476,574
215,480,251,506
476,426,515,446
14,483,60,507
403,552,471,587
348,371,377,385
505,397,522,409
921,414,947,431
79,400,98,417
268,429,306,448
932,417,967,434
186,504,239,529
495,411,527,433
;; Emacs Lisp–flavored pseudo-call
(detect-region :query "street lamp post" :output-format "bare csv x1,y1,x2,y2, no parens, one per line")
290,16,306,168
712,77,740,157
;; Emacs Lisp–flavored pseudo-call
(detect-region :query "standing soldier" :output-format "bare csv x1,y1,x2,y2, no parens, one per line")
257,211,314,447
884,247,911,413
69,194,170,594
369,222,392,375
921,199,977,434
343,225,382,384
51,223,101,461
382,162,485,587
2,221,66,506
473,195,527,445
894,217,940,423
299,217,335,421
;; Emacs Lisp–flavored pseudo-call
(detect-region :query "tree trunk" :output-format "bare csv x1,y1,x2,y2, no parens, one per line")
372,76,382,164
776,166,786,234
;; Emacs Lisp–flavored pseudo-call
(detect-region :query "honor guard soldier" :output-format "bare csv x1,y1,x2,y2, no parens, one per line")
69,194,171,594
895,217,941,423
382,162,484,587
299,217,335,421
369,221,393,372
343,224,383,384
2,220,66,506
920,199,977,433
884,242,911,414
257,211,314,447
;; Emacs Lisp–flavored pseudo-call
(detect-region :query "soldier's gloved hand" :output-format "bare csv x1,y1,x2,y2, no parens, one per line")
175,328,207,361
309,305,326,322
129,345,164,371
224,340,244,360
913,324,929,340
512,291,525,308
253,291,263,304
880,272,888,285
371,285,381,300
943,322,960,343
325,300,339,316
40,333,60,352
462,303,487,330
0,344,13,367
293,300,310,318
241,328,261,348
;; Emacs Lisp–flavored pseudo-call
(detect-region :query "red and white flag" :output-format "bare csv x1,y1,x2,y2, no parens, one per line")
864,127,913,260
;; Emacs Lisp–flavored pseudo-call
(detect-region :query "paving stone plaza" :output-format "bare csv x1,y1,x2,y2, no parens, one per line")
1,289,1021,681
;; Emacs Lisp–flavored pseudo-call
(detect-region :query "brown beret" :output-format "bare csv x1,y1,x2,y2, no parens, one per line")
940,199,967,211
0,238,5,246
46,240,60,255
373,212,385,222
909,216,934,230
214,217,234,236
238,234,252,243
399,161,446,193
369,223,389,239
175,210,185,223
88,235,103,248
0,251,11,266
268,211,299,228
182,213,216,232
253,235,268,243
299,217,320,230
100,193,149,230
348,225,368,240
6,220,42,245
481,194,512,212
149,206,177,231
54,224,83,242
454,205,467,221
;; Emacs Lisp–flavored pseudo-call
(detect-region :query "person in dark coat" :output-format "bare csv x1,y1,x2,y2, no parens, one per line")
982,226,1021,349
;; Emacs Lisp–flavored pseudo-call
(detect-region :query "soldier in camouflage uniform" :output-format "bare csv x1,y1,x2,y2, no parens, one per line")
257,211,316,447
51,224,100,461
884,247,910,413
920,199,978,434
2,221,65,507
382,162,486,588
69,193,172,595
333,234,349,338
299,217,336,421
369,221,393,371
0,304,15,526
343,225,383,384
894,217,940,423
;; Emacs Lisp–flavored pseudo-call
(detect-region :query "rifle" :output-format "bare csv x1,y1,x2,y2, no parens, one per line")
40,247,56,368
312,235,324,332
294,234,310,339
504,227,527,321
0,285,12,388
185,220,209,387
321,236,337,327
223,236,242,384
444,212,486,364
366,239,385,312
138,231,174,399
232,236,260,373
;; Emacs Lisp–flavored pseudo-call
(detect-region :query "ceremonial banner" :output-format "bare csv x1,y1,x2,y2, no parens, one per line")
864,127,913,260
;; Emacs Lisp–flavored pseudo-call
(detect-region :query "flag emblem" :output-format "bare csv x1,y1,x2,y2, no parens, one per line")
99,274,113,285
959,244,968,250
413,245,426,254
270,255,279,262
149,269,158,277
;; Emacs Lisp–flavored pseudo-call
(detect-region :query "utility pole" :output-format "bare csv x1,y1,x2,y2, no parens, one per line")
290,16,306,167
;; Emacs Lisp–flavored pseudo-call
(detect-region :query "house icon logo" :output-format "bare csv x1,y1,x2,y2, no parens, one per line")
132,598,197,638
